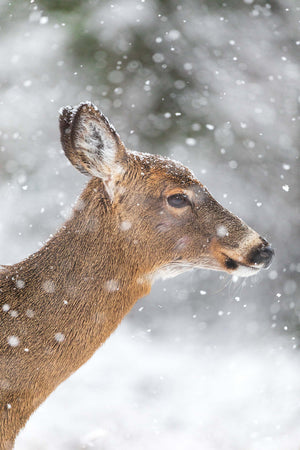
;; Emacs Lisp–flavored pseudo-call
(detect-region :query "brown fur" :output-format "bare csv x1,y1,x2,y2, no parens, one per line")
0,103,270,448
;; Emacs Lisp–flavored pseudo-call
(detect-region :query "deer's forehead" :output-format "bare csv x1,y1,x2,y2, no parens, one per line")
127,150,197,188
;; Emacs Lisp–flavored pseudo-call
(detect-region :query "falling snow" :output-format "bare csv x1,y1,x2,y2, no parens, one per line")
185,137,196,146
120,221,132,231
54,333,65,343
216,225,228,238
42,280,56,293
16,279,25,289
26,309,35,318
7,336,20,347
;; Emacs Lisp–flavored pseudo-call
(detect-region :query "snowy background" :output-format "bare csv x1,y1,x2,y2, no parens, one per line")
0,0,299,448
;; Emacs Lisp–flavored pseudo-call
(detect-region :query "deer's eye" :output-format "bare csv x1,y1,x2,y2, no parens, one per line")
167,193,191,208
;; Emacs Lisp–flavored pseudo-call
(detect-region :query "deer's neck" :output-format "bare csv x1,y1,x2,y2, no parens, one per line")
0,179,151,446
11,179,151,357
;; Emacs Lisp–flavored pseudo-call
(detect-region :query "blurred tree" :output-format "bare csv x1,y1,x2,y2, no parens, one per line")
0,0,299,339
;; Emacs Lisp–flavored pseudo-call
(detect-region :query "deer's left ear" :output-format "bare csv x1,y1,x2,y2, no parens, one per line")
59,102,127,200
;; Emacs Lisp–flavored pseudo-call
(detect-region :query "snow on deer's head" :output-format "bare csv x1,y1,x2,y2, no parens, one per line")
59,102,274,280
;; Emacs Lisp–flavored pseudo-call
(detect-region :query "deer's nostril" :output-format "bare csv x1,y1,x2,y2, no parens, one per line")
248,244,274,268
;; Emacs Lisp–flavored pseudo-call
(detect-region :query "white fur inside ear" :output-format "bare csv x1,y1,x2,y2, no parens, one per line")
75,117,118,170
72,108,126,200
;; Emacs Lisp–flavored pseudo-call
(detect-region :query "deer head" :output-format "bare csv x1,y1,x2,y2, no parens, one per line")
59,102,274,282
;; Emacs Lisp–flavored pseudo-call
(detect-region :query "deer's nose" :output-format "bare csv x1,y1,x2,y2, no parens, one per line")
248,243,274,269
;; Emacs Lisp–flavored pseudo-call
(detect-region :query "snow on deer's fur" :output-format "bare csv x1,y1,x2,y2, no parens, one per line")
0,102,273,448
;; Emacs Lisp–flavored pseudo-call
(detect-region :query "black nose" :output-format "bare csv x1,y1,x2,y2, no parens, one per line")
248,244,274,268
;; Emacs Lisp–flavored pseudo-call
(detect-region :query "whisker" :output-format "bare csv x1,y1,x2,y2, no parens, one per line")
211,275,232,295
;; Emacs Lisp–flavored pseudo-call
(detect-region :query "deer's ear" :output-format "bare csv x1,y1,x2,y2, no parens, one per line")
59,102,126,200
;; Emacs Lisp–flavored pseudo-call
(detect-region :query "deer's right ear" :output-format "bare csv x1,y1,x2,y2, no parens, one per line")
59,102,127,199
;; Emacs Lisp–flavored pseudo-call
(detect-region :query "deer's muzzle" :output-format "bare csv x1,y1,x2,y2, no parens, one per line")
211,235,274,278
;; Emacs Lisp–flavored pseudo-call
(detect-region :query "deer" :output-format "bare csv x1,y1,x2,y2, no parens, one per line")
0,102,274,448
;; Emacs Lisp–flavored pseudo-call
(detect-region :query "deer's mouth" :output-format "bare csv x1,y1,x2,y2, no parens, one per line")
224,256,261,277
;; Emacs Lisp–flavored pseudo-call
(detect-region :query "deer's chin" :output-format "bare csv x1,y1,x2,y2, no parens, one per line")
229,264,261,278
209,262,261,278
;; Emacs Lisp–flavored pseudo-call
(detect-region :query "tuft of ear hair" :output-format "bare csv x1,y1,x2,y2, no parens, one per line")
59,102,127,199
